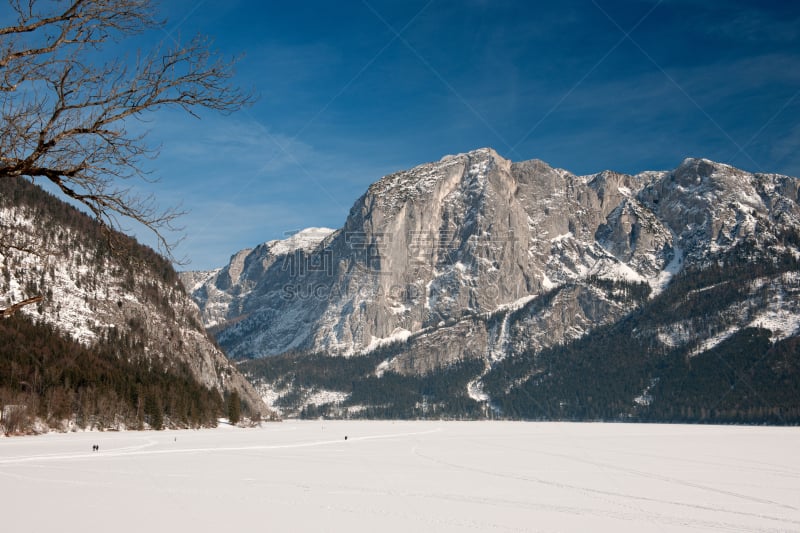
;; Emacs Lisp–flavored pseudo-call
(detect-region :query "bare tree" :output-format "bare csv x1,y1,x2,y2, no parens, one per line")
1,402,31,435
0,0,252,260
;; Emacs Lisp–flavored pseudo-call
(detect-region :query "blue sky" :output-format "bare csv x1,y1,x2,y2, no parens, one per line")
123,1,800,270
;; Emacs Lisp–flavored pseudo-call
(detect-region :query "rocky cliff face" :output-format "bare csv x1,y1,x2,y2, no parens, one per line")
0,178,269,418
184,149,800,416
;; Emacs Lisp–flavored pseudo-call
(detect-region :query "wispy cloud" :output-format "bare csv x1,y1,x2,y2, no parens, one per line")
99,1,800,269
129,109,402,269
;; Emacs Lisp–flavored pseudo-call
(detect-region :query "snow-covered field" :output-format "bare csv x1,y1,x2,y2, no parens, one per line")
1,421,798,532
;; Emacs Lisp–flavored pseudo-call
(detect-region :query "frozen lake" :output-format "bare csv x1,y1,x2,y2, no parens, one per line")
1,421,798,532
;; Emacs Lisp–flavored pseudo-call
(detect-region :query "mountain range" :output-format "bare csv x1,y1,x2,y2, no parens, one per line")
182,148,800,422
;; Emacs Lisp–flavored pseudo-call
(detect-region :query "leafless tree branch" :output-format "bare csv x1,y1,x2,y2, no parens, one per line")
0,0,253,262
1,294,43,317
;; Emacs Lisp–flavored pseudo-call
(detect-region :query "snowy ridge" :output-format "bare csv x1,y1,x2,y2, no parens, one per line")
366,147,497,216
267,227,335,256
178,226,334,329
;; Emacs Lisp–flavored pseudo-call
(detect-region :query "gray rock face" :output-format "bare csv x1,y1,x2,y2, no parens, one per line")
183,150,800,377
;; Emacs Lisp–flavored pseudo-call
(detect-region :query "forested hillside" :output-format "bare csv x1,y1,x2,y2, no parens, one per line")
0,177,269,434
240,343,485,419
0,314,227,434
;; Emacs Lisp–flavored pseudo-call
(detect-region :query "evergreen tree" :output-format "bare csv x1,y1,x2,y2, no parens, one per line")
227,390,241,425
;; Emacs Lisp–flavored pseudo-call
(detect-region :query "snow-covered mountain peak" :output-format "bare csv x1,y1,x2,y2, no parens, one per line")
677,156,734,172
672,157,748,190
440,146,502,162
364,148,510,217
266,227,335,257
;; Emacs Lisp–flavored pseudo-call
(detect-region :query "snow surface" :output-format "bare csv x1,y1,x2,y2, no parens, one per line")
650,244,684,297
362,328,413,354
591,258,646,284
1,422,798,533
466,378,490,402
304,389,349,407
492,294,538,315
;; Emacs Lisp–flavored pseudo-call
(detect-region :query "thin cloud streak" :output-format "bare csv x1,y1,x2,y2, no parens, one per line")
105,1,800,269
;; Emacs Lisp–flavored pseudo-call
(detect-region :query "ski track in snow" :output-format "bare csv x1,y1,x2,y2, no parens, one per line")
0,427,440,466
